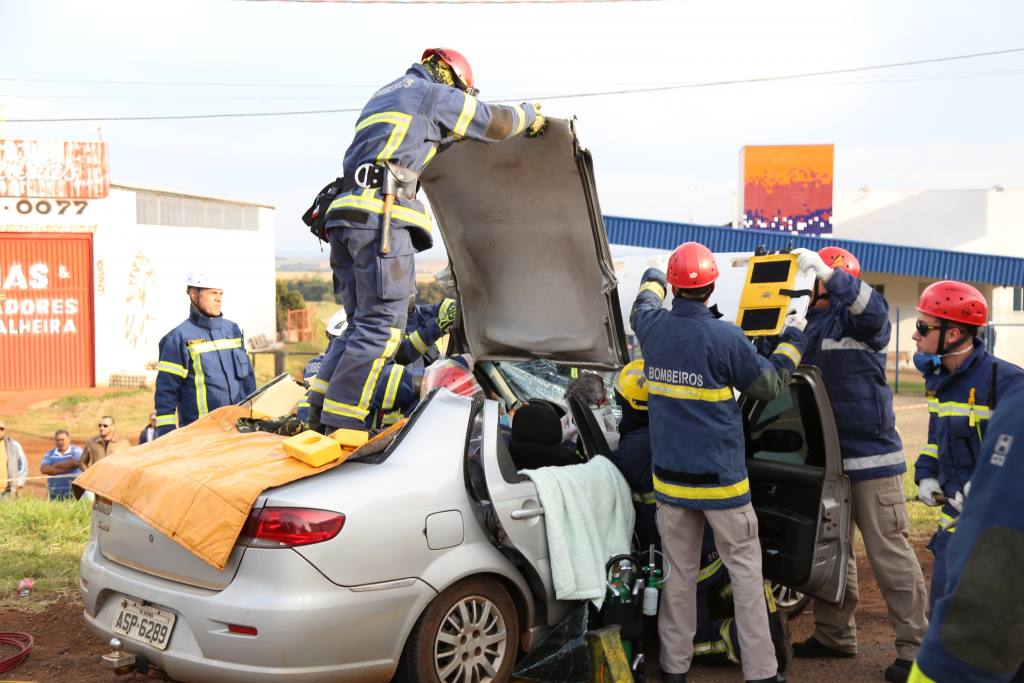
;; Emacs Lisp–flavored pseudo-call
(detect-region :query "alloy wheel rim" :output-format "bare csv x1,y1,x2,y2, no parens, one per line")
433,594,507,682
773,583,805,609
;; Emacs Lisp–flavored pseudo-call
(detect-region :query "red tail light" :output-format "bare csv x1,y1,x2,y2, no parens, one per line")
241,507,345,548
227,624,258,636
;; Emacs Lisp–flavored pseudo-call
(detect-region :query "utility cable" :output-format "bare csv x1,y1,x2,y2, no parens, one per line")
5,47,1023,123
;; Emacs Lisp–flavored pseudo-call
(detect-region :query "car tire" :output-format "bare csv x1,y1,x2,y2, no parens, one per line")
772,582,811,619
395,576,520,683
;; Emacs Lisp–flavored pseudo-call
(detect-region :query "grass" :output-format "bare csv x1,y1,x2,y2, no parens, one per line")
0,496,92,607
8,388,153,442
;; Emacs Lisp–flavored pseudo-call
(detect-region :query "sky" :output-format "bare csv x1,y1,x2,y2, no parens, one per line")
2,0,1023,259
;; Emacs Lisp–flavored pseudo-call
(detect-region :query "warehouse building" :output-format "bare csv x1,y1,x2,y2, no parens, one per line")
0,139,276,390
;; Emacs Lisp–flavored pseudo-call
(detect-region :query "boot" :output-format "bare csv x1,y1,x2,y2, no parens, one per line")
884,659,912,683
747,675,786,683
792,636,856,659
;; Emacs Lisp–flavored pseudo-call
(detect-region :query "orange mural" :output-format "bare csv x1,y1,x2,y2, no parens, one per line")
741,144,833,235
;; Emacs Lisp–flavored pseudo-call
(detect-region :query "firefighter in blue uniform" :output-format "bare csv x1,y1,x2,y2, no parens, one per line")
154,271,257,437
307,297,457,427
908,382,1024,683
911,280,1024,611
310,47,546,433
297,309,348,423
788,247,927,683
631,241,805,683
609,359,659,552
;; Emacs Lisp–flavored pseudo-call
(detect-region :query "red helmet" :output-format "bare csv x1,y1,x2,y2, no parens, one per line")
667,242,719,289
421,48,475,93
916,280,988,327
818,246,861,279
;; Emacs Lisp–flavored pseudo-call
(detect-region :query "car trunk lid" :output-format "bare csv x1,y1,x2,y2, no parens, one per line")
94,500,253,590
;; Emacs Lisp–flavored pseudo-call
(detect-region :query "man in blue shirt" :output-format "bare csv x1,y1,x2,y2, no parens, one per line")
39,429,82,500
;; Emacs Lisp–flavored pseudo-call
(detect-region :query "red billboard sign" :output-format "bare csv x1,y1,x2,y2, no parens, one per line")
0,139,110,199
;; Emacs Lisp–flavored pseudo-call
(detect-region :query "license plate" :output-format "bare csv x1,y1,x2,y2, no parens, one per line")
111,598,176,650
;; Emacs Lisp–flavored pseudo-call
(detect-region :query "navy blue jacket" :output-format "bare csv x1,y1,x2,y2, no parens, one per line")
327,64,538,252
910,384,1024,683
631,274,806,510
802,269,905,481
155,307,256,436
914,340,1024,526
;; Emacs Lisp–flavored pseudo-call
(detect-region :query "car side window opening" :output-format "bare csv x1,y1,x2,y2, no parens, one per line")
746,378,826,468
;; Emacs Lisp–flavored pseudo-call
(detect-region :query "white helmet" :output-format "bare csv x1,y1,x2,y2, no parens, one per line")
326,309,348,338
185,270,220,289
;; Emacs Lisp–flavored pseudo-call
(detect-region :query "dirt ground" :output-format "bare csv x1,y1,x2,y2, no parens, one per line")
0,394,935,682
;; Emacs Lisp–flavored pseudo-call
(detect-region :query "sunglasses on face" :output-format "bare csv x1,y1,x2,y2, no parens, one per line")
915,321,942,336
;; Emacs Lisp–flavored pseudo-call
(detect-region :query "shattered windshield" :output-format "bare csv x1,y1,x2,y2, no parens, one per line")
495,360,618,419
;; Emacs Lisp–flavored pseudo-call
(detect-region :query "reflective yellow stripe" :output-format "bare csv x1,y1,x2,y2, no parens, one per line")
631,491,656,505
720,618,738,663
189,349,209,416
453,94,477,137
297,400,310,409
936,401,991,420
155,414,176,427
698,557,723,582
648,380,733,403
355,111,412,163
927,397,939,414
512,104,527,135
907,662,936,683
157,361,188,378
309,378,329,395
188,337,242,354
408,330,429,355
693,638,728,656
421,145,438,169
919,444,938,459
322,398,368,420
653,475,750,501
382,410,403,426
639,281,666,299
328,190,433,232
938,511,957,533
382,365,405,411
772,342,802,367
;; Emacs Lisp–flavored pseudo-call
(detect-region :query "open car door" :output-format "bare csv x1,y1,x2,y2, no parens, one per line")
740,366,851,603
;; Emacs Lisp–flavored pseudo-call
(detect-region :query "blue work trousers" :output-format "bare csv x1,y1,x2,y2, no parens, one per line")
927,527,954,614
313,225,413,430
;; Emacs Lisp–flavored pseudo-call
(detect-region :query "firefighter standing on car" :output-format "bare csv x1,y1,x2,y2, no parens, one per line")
631,241,806,683
908,382,1024,683
307,48,547,433
154,271,257,437
911,280,1024,610
787,247,928,683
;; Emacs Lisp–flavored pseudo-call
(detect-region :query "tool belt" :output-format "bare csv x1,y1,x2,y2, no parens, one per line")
341,162,420,201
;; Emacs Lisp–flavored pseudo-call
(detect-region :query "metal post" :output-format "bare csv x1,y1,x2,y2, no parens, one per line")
274,349,286,376
894,307,900,395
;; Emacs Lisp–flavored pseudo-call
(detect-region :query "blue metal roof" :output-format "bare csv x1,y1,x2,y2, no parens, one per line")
605,215,1024,287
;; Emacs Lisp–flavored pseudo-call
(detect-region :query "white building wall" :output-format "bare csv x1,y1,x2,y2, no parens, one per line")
91,187,276,386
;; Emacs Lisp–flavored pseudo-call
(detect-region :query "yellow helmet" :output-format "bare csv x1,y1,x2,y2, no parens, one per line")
613,360,648,411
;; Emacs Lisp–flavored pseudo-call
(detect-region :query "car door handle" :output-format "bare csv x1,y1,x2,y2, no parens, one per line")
510,507,545,520
756,484,778,497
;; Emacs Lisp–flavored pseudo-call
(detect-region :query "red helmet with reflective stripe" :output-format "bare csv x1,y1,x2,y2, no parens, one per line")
818,246,861,279
421,48,475,93
667,242,719,289
917,280,988,327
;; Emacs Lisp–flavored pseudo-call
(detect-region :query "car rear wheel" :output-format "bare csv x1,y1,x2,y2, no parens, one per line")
772,582,811,618
396,576,520,683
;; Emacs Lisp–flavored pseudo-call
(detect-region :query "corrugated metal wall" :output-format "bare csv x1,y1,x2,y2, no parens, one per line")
605,216,1024,287
0,233,94,389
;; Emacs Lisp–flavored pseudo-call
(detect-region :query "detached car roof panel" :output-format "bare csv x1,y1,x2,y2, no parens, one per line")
422,118,628,369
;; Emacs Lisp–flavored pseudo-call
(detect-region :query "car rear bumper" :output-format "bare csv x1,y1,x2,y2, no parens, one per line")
80,539,435,682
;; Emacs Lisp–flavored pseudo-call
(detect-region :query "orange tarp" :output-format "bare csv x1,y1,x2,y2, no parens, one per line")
75,406,357,570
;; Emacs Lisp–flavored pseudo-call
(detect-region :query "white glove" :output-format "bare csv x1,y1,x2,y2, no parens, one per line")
949,481,971,513
784,312,807,332
792,247,834,282
918,477,943,507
